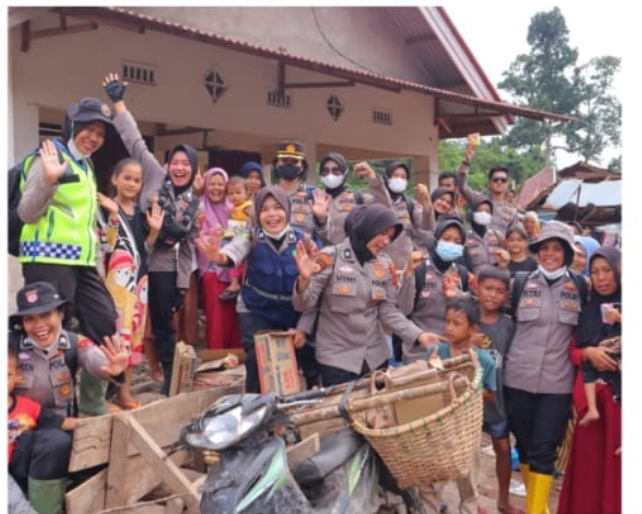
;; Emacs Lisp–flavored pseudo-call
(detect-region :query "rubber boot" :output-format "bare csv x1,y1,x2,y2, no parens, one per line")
526,472,553,514
78,367,109,416
28,477,67,514
160,361,173,396
519,463,530,492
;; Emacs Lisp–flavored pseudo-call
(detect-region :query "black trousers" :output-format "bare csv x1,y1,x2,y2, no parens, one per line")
504,386,572,475
318,359,388,387
22,263,117,345
10,428,73,492
147,271,180,365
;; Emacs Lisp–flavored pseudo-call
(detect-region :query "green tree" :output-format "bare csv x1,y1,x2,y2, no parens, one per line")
498,7,621,167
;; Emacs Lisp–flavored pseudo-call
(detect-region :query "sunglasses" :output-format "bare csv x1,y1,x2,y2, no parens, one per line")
320,167,343,176
492,177,508,184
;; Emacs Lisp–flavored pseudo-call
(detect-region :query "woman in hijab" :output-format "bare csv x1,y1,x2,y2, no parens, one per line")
570,235,600,277
103,73,202,395
292,204,441,386
196,187,314,393
197,168,242,351
238,161,266,199
558,246,621,514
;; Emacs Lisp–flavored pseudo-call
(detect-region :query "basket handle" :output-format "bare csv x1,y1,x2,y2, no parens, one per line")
369,369,392,394
446,371,470,403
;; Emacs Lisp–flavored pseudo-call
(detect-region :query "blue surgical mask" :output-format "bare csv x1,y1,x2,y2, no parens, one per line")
436,240,464,262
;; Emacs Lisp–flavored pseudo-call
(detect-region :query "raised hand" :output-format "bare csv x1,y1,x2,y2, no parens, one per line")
353,161,376,179
40,140,69,186
310,188,330,223
97,192,119,216
192,171,204,196
406,250,426,277
146,199,164,233
195,228,224,264
102,72,128,103
293,240,318,281
414,183,431,207
99,335,130,376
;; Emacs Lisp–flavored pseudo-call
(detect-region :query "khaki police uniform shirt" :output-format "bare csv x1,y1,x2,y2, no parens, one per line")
292,239,423,374
504,270,582,394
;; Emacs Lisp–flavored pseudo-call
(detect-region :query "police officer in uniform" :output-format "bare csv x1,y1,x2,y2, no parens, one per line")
503,221,585,514
464,197,510,274
317,152,373,246
8,281,128,514
271,141,331,247
293,204,441,386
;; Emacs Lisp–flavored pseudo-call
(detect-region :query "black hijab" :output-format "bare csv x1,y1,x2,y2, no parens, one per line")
576,246,621,348
345,204,402,265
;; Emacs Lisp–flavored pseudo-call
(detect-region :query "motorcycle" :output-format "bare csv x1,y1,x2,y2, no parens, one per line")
177,390,426,514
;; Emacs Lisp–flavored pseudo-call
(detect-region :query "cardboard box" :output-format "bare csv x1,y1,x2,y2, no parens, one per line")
170,344,247,395
254,330,301,396
192,354,246,391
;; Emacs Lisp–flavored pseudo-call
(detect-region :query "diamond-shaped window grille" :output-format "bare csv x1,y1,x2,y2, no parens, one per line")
203,67,228,104
326,95,343,122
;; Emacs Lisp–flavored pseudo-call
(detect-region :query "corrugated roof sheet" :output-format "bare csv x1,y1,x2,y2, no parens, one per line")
543,179,621,209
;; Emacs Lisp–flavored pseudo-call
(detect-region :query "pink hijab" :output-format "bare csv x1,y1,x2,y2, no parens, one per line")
197,167,232,278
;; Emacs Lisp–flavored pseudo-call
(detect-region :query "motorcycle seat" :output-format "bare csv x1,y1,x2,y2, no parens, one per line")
292,428,365,486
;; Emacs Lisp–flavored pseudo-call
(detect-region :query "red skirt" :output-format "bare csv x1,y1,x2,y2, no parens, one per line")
557,381,621,514
201,272,242,350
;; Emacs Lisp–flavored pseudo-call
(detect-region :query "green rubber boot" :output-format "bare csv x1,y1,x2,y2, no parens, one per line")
78,367,109,416
28,477,67,514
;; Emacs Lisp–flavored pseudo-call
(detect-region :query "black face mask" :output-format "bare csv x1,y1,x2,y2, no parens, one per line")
277,164,300,181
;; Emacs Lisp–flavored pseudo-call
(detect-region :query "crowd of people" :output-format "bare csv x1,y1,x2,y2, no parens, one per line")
8,72,621,514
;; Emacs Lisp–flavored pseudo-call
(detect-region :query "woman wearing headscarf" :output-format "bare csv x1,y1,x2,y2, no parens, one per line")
238,161,266,199
503,221,586,514
196,187,315,393
103,73,202,395
557,246,621,514
316,152,373,246
570,235,600,277
196,168,241,351
292,204,441,386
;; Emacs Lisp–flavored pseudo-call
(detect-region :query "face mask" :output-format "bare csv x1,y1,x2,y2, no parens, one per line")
264,225,290,240
473,211,492,226
388,177,407,194
67,138,91,160
320,174,344,189
538,264,567,281
435,240,464,262
277,164,300,181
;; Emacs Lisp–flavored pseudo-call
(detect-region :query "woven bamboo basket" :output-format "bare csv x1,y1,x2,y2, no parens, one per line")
347,356,483,489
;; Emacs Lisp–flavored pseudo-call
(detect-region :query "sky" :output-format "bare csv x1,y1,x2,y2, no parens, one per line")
441,0,627,169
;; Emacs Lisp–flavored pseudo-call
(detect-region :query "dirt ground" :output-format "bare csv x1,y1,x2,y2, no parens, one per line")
129,325,564,514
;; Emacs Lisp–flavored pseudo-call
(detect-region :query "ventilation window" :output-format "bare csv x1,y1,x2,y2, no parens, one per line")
121,62,157,86
373,109,393,126
267,90,291,108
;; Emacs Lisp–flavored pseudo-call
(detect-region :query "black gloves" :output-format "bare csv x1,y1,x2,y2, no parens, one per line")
104,78,127,103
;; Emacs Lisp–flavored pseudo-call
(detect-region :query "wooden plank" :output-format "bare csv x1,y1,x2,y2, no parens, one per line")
87,494,191,514
66,451,192,514
127,416,200,509
105,414,131,508
66,469,107,514
69,385,243,472
286,432,321,472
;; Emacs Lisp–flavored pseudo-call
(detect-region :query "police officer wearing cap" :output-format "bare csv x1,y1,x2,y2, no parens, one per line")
17,96,121,417
272,141,332,247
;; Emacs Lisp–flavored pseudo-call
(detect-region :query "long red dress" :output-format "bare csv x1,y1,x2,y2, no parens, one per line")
557,340,621,514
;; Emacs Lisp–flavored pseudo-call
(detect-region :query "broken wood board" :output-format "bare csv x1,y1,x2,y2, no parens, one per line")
69,385,243,472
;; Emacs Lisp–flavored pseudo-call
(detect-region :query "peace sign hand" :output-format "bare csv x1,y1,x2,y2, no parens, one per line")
40,140,69,186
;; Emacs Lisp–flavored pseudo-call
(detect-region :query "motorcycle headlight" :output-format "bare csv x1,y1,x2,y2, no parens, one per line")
185,404,268,451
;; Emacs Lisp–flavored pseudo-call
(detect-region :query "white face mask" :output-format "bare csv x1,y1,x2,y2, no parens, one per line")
320,174,344,190
473,211,492,226
388,177,407,194
537,264,567,281
67,138,91,160
264,225,290,240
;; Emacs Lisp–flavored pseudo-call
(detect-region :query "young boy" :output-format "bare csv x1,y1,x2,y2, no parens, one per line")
8,345,79,514
220,176,253,301
475,266,523,514
420,296,496,514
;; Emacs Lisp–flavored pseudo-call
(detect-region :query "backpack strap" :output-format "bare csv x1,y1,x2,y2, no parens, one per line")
510,271,530,318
